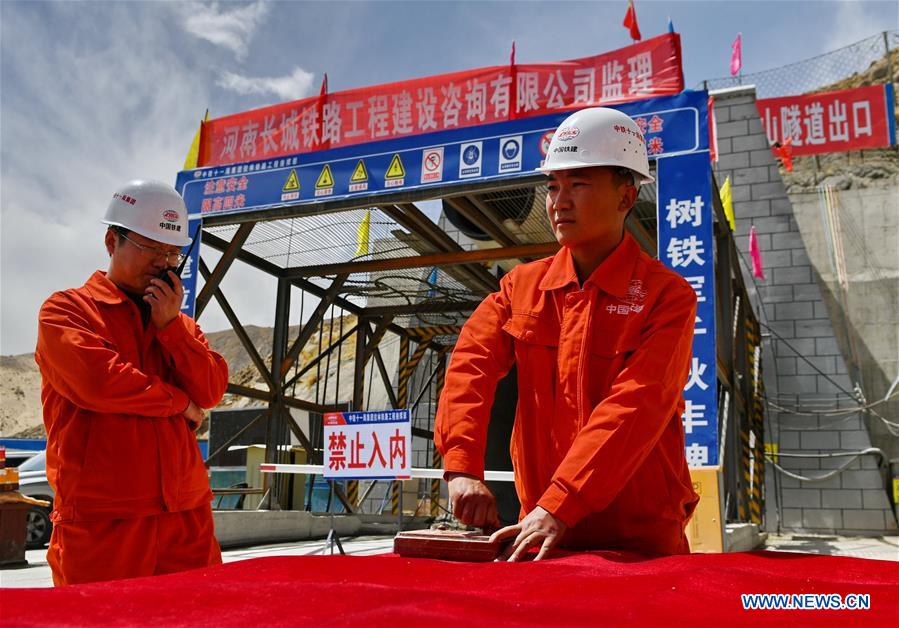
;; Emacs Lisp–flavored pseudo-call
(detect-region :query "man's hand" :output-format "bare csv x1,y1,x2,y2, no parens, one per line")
447,473,500,530
183,399,204,431
489,506,567,562
144,272,183,329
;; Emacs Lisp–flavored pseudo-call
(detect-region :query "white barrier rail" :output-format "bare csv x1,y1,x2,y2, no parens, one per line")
260,463,515,482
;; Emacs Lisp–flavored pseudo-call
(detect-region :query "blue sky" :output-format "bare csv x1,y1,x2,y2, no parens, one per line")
1,0,896,355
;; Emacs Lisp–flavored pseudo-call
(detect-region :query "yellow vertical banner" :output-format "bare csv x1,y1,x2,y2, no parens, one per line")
355,209,371,257
720,176,735,231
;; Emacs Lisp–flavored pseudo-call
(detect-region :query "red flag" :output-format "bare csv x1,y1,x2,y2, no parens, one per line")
510,40,516,66
623,0,642,41
708,95,718,163
318,73,329,149
749,226,766,280
773,137,793,172
730,33,742,77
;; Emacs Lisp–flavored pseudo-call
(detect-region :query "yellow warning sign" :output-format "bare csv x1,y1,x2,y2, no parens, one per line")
350,160,368,182
282,169,300,192
385,154,405,179
315,164,334,189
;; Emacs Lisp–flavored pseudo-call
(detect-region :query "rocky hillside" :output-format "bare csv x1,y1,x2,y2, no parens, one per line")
0,354,44,438
782,47,899,193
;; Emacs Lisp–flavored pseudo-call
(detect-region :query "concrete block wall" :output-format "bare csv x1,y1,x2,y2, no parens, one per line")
787,186,899,468
710,86,897,535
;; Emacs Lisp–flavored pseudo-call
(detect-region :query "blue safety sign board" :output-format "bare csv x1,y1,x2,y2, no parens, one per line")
176,91,709,218
178,218,201,318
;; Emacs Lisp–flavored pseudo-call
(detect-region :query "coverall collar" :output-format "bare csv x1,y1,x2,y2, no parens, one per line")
539,232,639,298
83,270,129,305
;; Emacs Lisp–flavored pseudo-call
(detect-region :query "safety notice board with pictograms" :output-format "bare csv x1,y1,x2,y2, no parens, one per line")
176,90,709,219
323,409,411,480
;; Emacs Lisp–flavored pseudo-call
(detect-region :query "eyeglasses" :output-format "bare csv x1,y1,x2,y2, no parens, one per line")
119,232,186,266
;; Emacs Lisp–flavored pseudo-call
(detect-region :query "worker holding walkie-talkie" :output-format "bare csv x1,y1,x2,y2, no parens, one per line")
35,180,228,585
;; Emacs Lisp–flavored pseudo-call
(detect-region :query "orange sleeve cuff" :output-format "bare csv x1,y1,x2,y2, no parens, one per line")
441,449,484,482
537,481,591,528
156,314,190,346
167,386,191,417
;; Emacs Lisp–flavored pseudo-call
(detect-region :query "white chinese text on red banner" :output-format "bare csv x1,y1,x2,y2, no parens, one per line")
757,84,896,156
198,33,684,167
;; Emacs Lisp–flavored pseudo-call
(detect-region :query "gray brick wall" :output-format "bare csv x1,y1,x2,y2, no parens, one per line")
710,86,897,535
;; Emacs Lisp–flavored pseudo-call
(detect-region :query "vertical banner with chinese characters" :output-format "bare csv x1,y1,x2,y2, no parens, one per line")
657,151,718,467
179,218,201,319
323,409,411,480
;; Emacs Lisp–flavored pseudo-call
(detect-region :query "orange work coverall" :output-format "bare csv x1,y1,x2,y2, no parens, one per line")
436,233,700,555
35,271,228,584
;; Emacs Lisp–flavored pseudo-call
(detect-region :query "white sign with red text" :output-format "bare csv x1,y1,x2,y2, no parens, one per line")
323,409,411,480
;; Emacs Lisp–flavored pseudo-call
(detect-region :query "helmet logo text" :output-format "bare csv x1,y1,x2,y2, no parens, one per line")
556,127,580,141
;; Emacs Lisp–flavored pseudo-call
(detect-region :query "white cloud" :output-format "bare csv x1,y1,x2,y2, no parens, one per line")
217,67,316,100
824,0,887,52
178,0,270,61
0,3,215,355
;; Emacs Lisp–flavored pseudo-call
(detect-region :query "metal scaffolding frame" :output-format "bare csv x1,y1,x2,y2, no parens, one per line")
198,167,765,527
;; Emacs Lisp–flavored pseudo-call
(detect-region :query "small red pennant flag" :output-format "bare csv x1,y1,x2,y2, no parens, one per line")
623,0,642,41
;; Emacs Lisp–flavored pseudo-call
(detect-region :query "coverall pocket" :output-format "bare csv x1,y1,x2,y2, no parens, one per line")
502,312,559,343
589,317,641,357
99,333,141,369
115,341,142,369
502,314,559,406
78,415,158,505
588,330,641,404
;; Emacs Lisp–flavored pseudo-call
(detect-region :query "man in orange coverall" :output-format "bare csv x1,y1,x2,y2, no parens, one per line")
435,107,700,561
36,180,228,585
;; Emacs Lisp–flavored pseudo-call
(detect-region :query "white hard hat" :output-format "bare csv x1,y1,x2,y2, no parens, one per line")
538,107,655,184
102,180,191,247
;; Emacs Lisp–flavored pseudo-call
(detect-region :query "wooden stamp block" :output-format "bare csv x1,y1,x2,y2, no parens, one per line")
394,529,508,562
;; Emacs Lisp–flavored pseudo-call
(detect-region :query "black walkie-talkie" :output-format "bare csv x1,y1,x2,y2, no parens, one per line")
159,232,199,288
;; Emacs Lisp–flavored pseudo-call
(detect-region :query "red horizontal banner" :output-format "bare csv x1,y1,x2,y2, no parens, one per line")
198,33,683,167
757,84,894,156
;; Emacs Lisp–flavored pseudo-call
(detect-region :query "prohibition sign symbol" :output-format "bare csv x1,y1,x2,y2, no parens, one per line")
539,130,555,156
424,150,442,172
